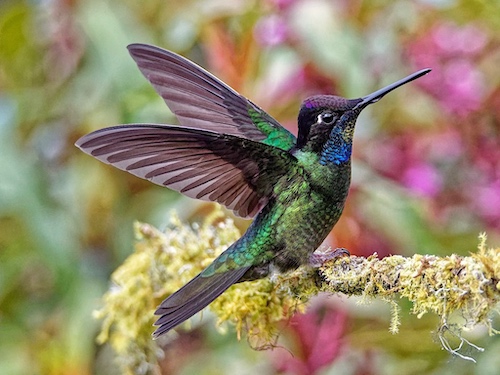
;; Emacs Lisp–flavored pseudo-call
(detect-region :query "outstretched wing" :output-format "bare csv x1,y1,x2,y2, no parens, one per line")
127,43,296,151
76,125,295,218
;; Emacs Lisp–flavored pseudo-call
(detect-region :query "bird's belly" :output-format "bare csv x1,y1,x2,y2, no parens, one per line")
271,189,347,272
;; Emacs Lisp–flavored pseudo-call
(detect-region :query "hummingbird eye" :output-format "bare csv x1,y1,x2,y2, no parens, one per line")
318,112,334,124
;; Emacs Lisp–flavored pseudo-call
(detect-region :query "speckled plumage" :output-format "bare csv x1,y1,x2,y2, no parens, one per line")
75,43,430,338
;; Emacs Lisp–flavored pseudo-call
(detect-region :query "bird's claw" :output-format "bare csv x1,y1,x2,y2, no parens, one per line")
309,247,350,267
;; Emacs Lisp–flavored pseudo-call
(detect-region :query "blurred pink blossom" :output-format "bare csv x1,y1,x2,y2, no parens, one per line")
442,59,484,117
433,23,487,56
272,305,347,375
472,180,500,227
427,130,463,161
407,22,487,117
403,163,443,197
268,0,296,10
254,15,289,46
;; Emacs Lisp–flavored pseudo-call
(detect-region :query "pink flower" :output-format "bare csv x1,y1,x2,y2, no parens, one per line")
254,15,289,46
441,59,484,117
406,22,487,117
403,163,443,197
433,23,487,56
271,304,347,375
268,0,296,10
472,180,500,227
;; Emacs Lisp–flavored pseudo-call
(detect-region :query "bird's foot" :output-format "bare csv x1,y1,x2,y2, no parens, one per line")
239,263,270,282
309,247,350,268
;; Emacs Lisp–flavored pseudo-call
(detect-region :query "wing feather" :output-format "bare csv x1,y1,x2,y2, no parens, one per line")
127,44,296,151
152,265,251,337
76,124,294,218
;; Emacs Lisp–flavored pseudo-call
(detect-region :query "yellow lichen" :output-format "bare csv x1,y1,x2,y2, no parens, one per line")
95,210,500,370
318,235,500,360
93,207,242,374
209,266,319,346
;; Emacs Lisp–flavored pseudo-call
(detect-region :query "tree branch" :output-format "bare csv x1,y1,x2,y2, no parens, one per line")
94,209,500,373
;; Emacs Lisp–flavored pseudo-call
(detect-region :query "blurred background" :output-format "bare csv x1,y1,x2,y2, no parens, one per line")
1,0,499,374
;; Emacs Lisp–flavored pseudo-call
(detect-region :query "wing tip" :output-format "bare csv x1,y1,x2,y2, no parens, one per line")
127,42,154,53
151,323,169,340
74,133,94,154
127,43,178,62
74,137,84,149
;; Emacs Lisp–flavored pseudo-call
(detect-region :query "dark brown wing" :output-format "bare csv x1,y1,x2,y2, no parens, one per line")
75,125,294,218
127,43,296,151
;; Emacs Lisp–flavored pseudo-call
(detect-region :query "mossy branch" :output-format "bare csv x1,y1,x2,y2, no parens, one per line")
94,209,500,374
318,236,500,336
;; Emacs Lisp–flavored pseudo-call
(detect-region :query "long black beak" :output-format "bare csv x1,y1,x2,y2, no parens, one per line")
354,68,431,110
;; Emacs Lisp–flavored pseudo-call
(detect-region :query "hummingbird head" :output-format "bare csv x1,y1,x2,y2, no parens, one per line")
296,95,360,154
295,68,431,165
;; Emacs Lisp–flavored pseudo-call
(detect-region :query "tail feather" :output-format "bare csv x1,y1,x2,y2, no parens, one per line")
152,266,250,338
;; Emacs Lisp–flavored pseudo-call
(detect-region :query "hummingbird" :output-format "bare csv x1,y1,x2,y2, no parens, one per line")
76,43,430,338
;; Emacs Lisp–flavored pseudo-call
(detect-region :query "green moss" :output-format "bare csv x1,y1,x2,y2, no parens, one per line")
95,211,500,371
319,234,500,360
210,266,319,346
94,208,241,374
